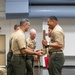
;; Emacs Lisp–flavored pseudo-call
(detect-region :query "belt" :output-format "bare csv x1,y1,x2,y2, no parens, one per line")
12,54,26,61
52,51,63,54
49,49,63,55
13,54,26,56
50,49,62,52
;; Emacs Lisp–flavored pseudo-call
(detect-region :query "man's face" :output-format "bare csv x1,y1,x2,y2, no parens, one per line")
47,18,54,29
30,32,36,40
24,22,30,31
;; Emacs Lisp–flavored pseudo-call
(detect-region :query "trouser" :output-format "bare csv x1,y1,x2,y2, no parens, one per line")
7,64,13,75
11,55,26,75
48,53,65,75
26,55,34,75
7,51,13,75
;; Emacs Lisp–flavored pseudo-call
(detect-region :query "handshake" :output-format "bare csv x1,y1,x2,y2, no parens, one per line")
34,49,43,56
33,50,43,62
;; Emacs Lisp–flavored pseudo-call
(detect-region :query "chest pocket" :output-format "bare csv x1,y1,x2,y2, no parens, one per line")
28,41,36,49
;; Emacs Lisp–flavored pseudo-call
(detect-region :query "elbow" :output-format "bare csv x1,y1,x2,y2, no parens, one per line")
58,44,63,48
21,48,26,55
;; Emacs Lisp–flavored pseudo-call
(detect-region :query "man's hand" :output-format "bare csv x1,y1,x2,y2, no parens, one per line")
42,39,47,46
34,50,43,56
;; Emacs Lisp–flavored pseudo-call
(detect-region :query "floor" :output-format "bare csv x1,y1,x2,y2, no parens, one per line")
33,67,75,75
0,67,75,75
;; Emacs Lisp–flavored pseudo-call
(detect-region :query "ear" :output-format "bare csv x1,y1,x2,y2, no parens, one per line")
24,23,27,27
24,24,26,28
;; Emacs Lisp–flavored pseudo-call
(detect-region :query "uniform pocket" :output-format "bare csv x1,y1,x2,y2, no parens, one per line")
12,56,21,66
54,53,60,61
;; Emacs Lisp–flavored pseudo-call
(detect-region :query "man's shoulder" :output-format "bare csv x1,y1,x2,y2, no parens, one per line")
27,37,31,42
10,32,15,39
54,25,63,32
16,30,25,36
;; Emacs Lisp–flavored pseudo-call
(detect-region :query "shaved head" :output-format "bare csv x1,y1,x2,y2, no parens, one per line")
30,29,36,40
30,29,36,34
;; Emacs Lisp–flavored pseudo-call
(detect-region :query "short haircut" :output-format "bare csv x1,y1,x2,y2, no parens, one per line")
14,24,19,30
20,19,29,26
49,16,58,21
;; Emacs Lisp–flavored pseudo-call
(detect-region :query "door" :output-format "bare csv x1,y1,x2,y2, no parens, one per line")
0,35,6,66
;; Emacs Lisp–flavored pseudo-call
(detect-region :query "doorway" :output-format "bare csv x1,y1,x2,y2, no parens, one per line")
0,35,6,66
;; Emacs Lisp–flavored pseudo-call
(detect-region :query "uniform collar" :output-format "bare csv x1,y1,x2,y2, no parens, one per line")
53,24,59,31
19,29,25,35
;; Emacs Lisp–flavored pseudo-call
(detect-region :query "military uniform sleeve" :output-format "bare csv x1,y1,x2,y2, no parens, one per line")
9,34,13,51
33,40,36,49
54,31,64,45
17,35,26,49
26,38,30,47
